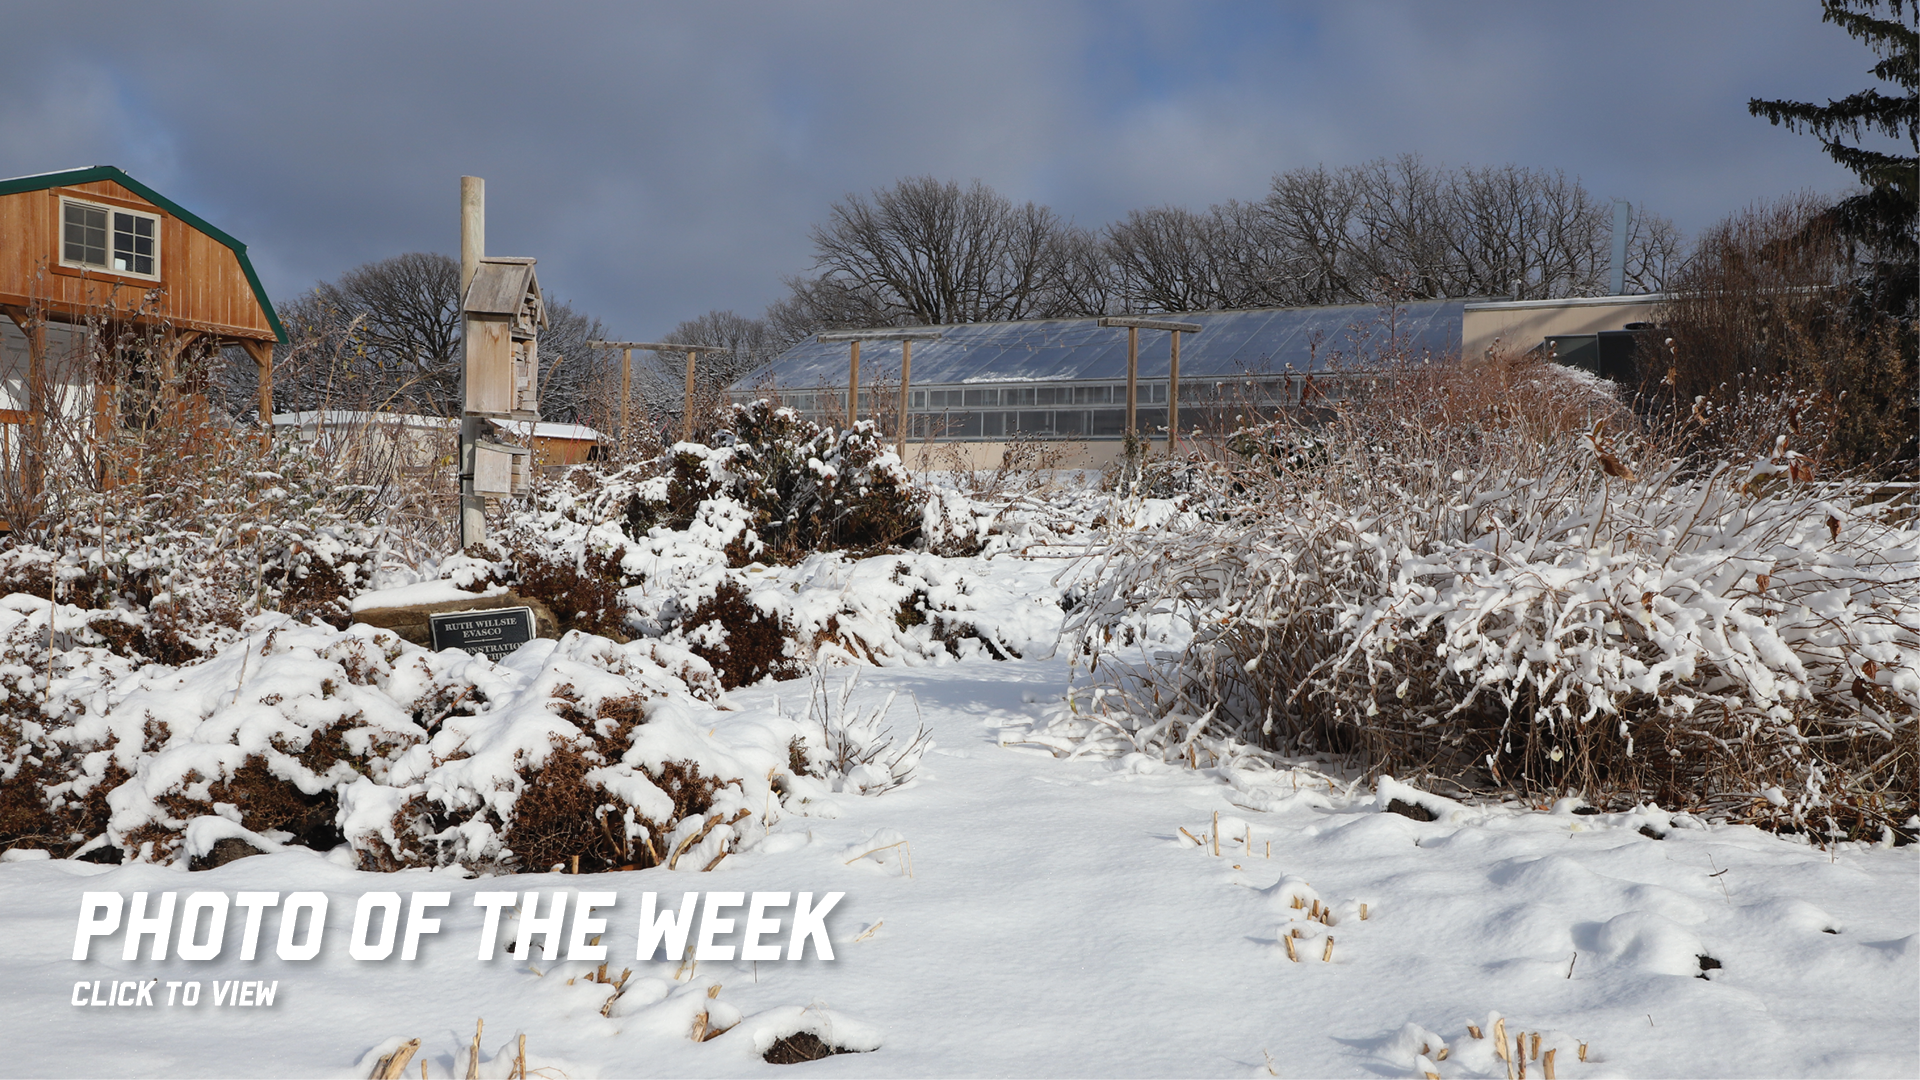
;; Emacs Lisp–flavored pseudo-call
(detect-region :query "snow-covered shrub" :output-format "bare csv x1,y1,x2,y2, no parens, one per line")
1066,355,1918,838
788,670,931,796
617,400,923,563
0,428,386,664
483,408,1045,684
679,579,806,689
0,599,782,871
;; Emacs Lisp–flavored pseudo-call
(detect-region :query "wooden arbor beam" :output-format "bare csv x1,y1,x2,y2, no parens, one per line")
238,339,274,429
815,329,943,452
586,341,733,446
1098,316,1201,451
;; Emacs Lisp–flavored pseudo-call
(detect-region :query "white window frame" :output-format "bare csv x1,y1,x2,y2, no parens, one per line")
58,196,162,280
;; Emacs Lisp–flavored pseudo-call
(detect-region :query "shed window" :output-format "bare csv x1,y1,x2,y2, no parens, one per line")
61,199,158,277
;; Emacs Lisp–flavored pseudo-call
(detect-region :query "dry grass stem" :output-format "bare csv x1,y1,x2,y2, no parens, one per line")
372,1039,420,1080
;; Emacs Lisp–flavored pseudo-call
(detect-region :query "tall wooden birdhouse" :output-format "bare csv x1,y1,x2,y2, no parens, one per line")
462,256,545,420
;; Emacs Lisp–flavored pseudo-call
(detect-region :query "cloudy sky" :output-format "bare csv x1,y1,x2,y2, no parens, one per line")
0,1,1879,340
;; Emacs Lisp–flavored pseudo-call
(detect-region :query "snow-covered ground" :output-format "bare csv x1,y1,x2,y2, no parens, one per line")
6,673,1916,1075
2,511,1915,1078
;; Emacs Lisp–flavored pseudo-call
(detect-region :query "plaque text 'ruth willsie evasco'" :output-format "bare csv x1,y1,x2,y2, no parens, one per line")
428,607,536,661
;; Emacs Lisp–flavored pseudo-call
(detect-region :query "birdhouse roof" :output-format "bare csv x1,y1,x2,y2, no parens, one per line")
463,257,547,328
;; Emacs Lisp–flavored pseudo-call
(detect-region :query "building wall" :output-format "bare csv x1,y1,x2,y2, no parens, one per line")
1461,295,1664,359
0,179,276,341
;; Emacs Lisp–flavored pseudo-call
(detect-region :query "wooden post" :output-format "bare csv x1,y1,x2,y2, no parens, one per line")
816,330,941,452
1098,316,1201,452
620,347,631,451
845,340,860,430
460,177,485,298
1125,325,1138,440
585,341,732,448
240,339,274,429
896,338,913,460
682,349,698,442
1168,329,1181,452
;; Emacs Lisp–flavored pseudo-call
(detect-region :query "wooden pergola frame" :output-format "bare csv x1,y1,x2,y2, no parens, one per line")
816,328,945,457
585,340,733,446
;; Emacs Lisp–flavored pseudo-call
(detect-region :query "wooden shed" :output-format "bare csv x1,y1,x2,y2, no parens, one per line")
487,418,607,468
0,165,284,499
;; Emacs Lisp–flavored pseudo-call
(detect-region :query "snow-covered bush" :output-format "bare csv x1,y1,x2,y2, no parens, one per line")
0,605,790,872
620,400,923,562
0,425,387,665
1065,356,1918,839
786,670,932,796
485,406,1045,687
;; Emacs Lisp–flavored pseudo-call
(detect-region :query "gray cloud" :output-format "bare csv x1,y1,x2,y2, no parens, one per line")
0,1,1871,340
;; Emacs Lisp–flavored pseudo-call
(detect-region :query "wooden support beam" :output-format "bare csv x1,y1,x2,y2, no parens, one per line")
587,341,731,354
1168,330,1181,453
587,342,732,445
1098,317,1202,450
846,339,860,430
682,350,698,443
1096,316,1202,334
809,330,940,447
897,338,913,460
239,339,274,429
160,330,204,386
816,330,944,343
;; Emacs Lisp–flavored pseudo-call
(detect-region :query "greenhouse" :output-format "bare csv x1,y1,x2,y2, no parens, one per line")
729,299,1466,444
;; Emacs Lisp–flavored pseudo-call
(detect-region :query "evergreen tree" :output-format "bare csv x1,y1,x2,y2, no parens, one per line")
1749,0,1918,315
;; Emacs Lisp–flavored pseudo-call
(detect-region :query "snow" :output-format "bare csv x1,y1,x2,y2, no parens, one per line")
1,652,1913,1077
488,419,607,443
0,480,1914,1077
349,581,510,612
0,653,1912,1068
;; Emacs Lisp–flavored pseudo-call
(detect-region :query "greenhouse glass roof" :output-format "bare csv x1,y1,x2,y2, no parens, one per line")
729,300,1466,391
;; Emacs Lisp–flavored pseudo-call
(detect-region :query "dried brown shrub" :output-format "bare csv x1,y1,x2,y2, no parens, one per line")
1655,194,1916,475
509,542,630,640
1070,345,1919,838
502,739,609,873
199,757,344,851
683,580,803,689
763,1032,864,1065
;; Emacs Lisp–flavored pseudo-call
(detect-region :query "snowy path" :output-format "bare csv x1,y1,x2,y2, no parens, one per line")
2,656,1915,1077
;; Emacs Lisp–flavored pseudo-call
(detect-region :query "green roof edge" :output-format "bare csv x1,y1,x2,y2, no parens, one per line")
0,166,287,344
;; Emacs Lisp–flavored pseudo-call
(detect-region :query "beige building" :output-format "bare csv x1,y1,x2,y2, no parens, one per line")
1461,294,1665,360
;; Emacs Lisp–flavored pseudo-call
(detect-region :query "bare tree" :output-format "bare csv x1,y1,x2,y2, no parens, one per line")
666,309,783,382
1257,164,1366,305
1249,157,1677,305
534,298,611,424
766,161,1683,336
1104,205,1237,312
798,176,1080,328
264,252,462,416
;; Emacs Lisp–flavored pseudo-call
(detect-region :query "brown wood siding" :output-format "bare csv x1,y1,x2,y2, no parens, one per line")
532,435,597,467
0,179,274,341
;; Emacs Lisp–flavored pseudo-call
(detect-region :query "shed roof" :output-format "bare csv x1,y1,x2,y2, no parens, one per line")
0,166,287,343
487,419,605,442
272,410,457,430
730,300,1465,391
